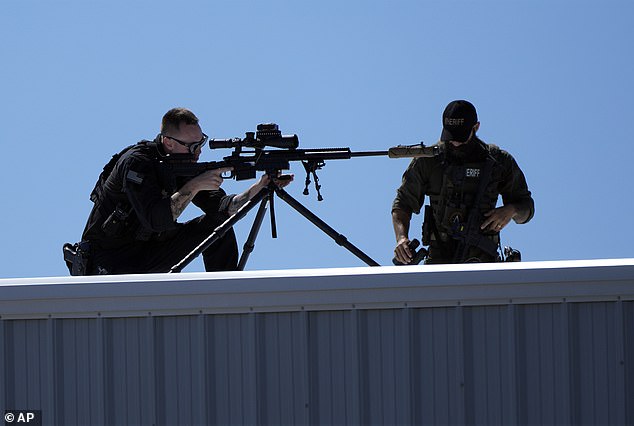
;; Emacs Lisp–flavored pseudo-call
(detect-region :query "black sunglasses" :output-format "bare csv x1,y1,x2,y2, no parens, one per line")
162,133,208,154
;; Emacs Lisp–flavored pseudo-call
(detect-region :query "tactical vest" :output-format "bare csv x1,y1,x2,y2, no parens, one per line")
90,143,139,205
89,140,160,241
427,145,501,259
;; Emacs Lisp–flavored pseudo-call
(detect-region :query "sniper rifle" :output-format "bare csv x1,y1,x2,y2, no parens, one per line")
161,123,439,200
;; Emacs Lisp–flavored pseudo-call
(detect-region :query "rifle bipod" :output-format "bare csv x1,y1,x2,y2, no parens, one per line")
169,181,379,273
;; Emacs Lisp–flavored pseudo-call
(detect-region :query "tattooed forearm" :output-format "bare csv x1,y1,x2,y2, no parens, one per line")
171,190,195,220
228,193,250,216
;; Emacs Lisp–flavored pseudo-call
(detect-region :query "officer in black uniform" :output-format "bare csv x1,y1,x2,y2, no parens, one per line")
79,107,291,275
392,100,534,264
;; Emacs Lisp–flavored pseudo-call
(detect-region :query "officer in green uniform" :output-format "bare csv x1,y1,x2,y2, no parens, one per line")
392,100,534,264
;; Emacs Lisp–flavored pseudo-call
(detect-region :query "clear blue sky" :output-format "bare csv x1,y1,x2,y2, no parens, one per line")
1,0,632,278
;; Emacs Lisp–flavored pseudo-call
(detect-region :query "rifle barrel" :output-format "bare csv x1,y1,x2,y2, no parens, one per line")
284,149,388,161
350,150,389,157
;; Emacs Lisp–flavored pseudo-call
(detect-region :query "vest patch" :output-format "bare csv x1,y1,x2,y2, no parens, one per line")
466,168,480,178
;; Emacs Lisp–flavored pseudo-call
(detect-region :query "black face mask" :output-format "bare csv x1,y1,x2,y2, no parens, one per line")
446,137,479,161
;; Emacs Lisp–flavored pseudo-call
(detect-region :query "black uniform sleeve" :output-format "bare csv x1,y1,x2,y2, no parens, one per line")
121,154,177,232
392,157,428,215
498,152,535,224
192,189,235,217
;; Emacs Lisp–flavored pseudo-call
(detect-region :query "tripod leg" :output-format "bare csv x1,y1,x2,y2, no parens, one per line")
169,186,271,273
269,191,278,239
237,196,270,271
274,187,380,267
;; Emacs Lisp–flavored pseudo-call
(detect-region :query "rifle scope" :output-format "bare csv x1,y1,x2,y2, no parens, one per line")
210,123,299,150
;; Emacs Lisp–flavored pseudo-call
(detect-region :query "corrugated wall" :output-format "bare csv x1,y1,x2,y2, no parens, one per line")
2,301,632,425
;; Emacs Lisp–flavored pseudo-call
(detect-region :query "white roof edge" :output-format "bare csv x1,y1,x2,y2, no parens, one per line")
1,258,633,319
2,258,633,285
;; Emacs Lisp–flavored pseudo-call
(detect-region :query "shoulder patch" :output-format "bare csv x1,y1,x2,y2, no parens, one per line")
126,170,144,185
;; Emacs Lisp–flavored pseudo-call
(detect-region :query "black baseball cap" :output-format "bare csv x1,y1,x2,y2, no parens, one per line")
440,100,478,142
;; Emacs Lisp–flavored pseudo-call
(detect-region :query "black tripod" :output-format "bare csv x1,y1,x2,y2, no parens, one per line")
169,177,379,273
